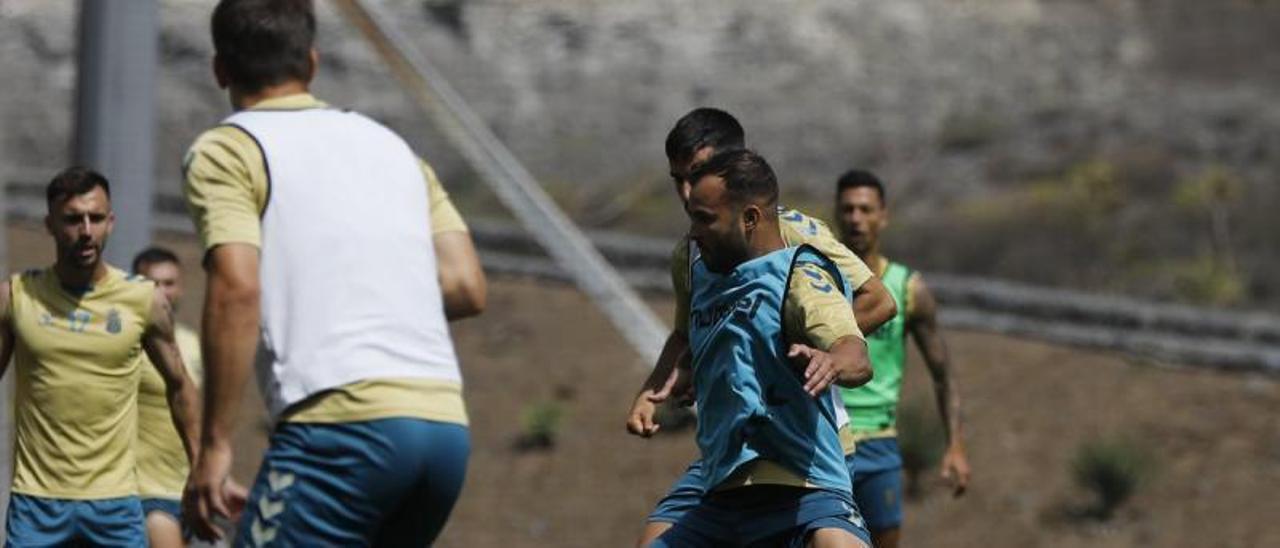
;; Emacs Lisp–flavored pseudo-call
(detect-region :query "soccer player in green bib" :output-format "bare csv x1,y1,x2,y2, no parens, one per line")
834,169,972,548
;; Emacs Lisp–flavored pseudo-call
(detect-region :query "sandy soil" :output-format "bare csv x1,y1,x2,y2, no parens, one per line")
5,222,1279,547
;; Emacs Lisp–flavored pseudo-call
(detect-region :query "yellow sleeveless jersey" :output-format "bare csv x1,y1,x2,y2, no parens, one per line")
135,323,201,499
6,266,154,499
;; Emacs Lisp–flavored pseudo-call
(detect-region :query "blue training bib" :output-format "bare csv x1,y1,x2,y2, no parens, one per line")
688,244,853,494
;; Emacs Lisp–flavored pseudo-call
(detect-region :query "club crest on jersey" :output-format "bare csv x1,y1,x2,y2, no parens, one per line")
106,309,122,334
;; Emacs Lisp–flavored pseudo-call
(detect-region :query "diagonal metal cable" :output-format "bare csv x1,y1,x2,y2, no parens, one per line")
333,0,668,366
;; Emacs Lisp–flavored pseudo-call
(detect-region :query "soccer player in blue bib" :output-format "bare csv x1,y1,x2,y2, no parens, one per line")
628,108,896,546
650,149,874,547
835,170,972,548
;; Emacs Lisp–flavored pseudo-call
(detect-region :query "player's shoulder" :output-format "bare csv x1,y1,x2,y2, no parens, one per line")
777,206,837,244
185,124,259,169
670,235,690,262
189,123,254,150
8,268,45,290
14,268,43,281
113,268,158,299
122,271,155,288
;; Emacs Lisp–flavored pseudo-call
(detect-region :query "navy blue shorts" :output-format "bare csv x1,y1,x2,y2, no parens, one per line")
235,418,470,547
651,486,870,548
848,437,904,531
140,497,181,522
647,460,706,524
5,493,146,547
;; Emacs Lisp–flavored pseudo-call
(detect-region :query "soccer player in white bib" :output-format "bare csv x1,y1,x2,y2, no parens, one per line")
182,1,487,545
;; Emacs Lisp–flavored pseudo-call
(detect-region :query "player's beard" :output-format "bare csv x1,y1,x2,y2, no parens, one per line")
702,237,750,274
64,239,104,271
842,229,870,256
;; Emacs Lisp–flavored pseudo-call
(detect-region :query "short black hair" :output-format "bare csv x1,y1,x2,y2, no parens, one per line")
132,246,181,274
836,169,886,205
46,166,110,209
665,108,746,165
211,0,316,93
688,149,778,208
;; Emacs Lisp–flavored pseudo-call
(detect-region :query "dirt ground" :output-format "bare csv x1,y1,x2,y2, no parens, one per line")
5,222,1280,547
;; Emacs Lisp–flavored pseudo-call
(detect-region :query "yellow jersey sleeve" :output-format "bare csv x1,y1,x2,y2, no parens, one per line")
670,237,692,335
778,209,873,291
182,125,269,250
421,160,468,234
784,262,864,351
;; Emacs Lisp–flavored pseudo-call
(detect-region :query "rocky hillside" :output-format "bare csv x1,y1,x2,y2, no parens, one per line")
2,0,1277,307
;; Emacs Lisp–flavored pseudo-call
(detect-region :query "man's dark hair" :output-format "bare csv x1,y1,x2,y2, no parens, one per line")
665,108,746,165
46,166,110,209
132,246,181,274
836,169,886,205
211,0,316,93
688,149,778,208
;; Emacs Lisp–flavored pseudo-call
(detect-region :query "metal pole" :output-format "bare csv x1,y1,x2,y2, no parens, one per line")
0,174,9,540
335,0,669,366
74,0,158,269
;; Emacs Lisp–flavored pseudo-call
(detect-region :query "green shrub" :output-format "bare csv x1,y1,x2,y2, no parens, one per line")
1071,436,1153,520
515,400,565,451
1170,255,1246,306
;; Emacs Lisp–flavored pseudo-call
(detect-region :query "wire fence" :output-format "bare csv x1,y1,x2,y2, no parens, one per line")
8,184,1277,374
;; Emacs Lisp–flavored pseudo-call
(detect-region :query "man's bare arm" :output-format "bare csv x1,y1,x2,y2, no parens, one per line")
853,276,896,335
626,330,690,437
789,335,872,396
0,281,14,379
199,243,260,454
907,273,970,495
141,286,201,466
434,231,487,320
185,243,258,541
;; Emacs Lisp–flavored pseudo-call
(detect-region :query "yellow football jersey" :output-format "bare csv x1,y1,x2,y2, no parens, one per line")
135,323,201,499
7,266,154,499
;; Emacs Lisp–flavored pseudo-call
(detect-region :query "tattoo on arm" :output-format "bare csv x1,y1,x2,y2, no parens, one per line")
907,275,964,446
142,286,201,464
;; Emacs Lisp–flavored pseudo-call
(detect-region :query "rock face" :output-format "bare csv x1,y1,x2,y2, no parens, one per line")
2,0,1277,301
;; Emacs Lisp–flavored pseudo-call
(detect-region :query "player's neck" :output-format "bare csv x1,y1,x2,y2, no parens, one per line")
747,221,787,260
863,249,886,275
53,260,108,291
231,80,311,111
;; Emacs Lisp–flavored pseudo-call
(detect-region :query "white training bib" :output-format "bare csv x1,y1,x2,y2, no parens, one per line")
225,108,460,420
